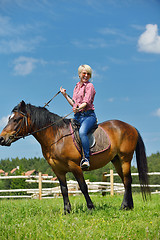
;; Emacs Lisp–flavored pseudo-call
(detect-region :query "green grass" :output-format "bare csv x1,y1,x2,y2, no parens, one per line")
0,194,160,240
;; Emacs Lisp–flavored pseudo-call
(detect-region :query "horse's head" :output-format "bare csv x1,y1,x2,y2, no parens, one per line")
0,101,28,146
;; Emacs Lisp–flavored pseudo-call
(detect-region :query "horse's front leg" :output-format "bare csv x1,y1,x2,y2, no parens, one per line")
71,164,94,210
57,175,71,214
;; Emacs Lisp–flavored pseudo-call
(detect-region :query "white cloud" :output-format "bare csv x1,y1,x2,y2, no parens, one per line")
99,27,118,35
0,15,20,37
72,26,135,49
131,24,145,31
132,56,155,62
0,15,44,54
0,14,41,37
72,38,108,49
108,98,114,102
99,27,136,42
153,108,160,117
107,97,129,103
122,97,129,102
108,57,126,65
138,24,160,54
101,65,109,71
0,36,44,54
0,39,30,54
13,56,46,76
0,115,9,128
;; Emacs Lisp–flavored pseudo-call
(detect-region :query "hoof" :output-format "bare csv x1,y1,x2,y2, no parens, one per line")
87,203,94,210
120,205,133,210
64,204,71,214
64,209,71,215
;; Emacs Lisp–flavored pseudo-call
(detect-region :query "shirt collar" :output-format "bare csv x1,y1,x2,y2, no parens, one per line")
77,81,89,87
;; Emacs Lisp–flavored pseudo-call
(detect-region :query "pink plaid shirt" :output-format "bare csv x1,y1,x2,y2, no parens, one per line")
72,81,96,111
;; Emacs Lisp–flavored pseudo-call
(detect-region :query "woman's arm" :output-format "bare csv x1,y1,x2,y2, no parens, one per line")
73,102,87,113
60,87,74,107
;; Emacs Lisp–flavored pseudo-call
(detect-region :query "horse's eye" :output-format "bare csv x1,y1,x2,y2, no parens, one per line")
13,117,23,123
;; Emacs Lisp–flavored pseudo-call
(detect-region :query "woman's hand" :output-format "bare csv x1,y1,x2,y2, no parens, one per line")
60,86,74,107
73,102,87,113
73,106,79,113
60,86,67,97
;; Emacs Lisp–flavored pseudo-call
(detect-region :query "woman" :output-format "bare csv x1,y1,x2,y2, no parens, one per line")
60,64,97,170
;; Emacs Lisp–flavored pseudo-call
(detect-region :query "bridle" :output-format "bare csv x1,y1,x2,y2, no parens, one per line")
7,111,28,143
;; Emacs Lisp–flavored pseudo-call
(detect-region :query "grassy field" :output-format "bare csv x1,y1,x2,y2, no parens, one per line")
0,194,160,240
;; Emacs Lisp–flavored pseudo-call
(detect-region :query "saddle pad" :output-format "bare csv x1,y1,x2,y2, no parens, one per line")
69,123,111,156
90,126,111,155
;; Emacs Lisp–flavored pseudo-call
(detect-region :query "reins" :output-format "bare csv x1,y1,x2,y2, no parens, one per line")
43,91,61,108
11,91,74,140
25,110,73,137
43,91,74,108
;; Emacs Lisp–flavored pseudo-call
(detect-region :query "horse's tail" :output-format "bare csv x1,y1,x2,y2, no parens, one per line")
135,130,150,200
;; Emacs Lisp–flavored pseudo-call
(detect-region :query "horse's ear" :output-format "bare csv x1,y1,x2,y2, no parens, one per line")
19,100,26,113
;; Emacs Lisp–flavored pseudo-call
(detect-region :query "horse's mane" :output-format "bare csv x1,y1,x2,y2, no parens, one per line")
12,103,70,129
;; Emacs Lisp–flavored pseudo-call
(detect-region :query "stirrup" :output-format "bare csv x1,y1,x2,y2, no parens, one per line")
80,158,90,170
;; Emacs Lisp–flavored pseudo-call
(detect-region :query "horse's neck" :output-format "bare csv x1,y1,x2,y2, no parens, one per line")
32,126,56,147
27,106,60,136
26,105,70,148
32,121,70,149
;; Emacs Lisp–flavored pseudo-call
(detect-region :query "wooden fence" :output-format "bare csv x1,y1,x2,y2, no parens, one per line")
0,170,160,199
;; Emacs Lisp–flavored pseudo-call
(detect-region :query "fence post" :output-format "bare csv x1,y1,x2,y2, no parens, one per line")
110,169,114,196
39,172,42,200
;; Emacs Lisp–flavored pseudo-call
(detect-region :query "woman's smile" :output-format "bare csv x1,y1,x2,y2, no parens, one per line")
80,71,91,83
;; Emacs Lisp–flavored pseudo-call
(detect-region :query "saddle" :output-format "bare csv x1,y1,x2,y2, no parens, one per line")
70,119,111,155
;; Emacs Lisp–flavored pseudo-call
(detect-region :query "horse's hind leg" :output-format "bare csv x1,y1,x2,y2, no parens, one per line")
72,166,94,210
121,164,133,209
112,155,133,210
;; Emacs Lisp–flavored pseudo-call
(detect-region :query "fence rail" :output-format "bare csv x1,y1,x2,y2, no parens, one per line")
0,171,160,199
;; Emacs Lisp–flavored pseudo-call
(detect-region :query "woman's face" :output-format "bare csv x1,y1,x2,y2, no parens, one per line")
79,68,91,84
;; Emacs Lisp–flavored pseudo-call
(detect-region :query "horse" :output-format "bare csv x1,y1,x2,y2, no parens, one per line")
0,101,150,213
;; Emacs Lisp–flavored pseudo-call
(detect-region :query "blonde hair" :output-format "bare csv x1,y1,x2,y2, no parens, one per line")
78,64,92,78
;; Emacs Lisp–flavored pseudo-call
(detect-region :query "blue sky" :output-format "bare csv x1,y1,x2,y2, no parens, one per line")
0,0,160,160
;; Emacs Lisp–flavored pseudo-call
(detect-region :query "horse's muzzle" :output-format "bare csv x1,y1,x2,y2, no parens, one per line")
0,136,11,146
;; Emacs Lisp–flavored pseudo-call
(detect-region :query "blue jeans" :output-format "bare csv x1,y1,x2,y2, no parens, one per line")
74,110,97,160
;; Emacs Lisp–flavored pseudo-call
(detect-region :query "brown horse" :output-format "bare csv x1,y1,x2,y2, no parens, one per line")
0,101,150,213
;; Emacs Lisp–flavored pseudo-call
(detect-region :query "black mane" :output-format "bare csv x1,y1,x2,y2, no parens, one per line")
12,103,70,129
